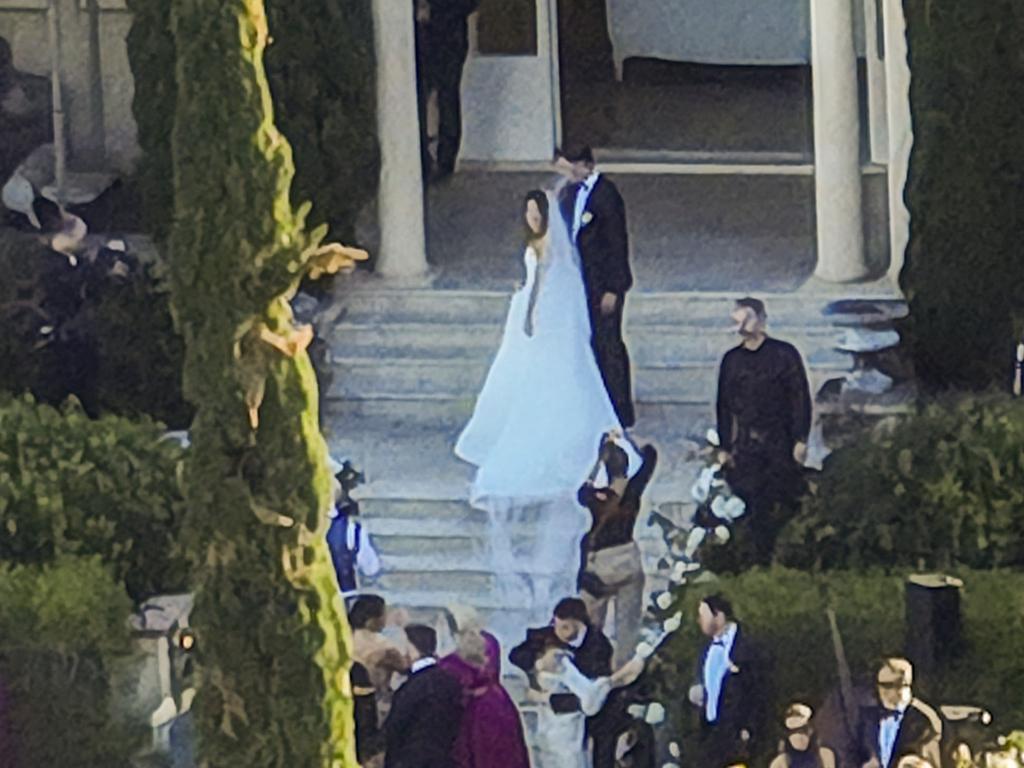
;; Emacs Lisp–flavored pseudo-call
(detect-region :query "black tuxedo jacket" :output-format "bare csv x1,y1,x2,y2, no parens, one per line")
695,624,765,739
559,175,632,302
509,625,613,713
854,701,942,768
384,663,464,768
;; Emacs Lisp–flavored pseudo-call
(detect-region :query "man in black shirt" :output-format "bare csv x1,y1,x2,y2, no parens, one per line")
577,431,658,668
715,297,811,564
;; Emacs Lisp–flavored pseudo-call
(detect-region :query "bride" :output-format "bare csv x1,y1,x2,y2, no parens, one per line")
455,187,639,511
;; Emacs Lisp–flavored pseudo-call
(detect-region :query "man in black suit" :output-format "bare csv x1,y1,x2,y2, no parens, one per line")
853,658,942,768
385,625,464,768
416,0,480,182
689,594,765,767
556,144,636,428
511,597,629,768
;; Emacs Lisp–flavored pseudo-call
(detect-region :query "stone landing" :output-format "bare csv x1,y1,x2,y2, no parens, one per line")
319,283,910,641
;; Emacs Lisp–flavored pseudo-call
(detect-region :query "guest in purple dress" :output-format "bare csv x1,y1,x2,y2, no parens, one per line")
439,609,530,768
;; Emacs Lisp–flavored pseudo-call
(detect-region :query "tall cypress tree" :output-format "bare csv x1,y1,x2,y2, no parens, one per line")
168,1,363,764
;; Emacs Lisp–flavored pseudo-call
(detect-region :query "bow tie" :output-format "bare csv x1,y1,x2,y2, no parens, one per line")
712,639,726,647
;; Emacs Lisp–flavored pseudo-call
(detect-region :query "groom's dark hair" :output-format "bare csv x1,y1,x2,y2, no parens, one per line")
405,624,438,658
556,144,595,165
735,297,767,322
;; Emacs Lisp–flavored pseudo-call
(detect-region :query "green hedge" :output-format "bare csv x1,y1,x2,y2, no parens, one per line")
0,556,143,768
653,568,1024,764
899,0,1024,390
0,395,188,602
127,0,379,245
776,395,1024,571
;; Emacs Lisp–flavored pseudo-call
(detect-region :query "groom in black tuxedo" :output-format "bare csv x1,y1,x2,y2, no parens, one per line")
556,145,636,428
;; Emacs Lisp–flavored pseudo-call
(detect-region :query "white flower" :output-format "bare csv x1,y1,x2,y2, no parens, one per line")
723,496,746,520
627,704,647,718
669,742,681,758
645,702,666,724
662,612,683,633
684,527,707,558
635,641,656,659
706,428,721,446
655,592,674,610
711,495,729,520
714,525,731,542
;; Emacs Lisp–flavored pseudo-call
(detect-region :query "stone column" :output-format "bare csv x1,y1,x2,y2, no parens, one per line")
371,0,429,279
811,0,868,282
59,0,106,167
883,0,913,282
864,0,889,163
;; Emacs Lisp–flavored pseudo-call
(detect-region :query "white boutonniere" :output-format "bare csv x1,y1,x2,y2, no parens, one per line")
581,211,594,226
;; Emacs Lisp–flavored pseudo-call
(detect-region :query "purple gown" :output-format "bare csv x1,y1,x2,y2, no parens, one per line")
439,631,531,768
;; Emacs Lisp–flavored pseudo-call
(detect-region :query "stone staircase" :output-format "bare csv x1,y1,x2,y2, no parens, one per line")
320,284,910,639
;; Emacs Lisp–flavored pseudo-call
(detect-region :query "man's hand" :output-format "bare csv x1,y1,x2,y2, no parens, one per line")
793,441,808,465
740,729,750,742
600,292,618,316
717,450,733,467
415,0,430,23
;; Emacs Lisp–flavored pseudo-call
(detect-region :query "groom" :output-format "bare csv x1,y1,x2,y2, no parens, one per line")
556,144,636,428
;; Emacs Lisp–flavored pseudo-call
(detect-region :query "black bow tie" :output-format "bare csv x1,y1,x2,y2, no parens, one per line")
712,639,726,646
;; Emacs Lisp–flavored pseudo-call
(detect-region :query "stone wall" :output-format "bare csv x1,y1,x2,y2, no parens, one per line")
0,0,139,172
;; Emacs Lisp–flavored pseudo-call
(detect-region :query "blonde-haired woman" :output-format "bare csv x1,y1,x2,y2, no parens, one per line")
438,606,530,768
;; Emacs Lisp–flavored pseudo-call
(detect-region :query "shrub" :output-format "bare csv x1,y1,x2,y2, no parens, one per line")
0,395,188,602
0,228,190,427
899,0,1024,390
652,568,1024,765
776,394,1024,571
0,556,144,768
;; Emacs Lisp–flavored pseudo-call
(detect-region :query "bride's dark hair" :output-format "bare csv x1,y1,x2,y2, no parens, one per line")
522,189,549,243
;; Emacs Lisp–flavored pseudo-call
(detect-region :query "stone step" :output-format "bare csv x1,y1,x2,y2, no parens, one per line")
329,322,852,367
330,288,907,328
327,358,852,401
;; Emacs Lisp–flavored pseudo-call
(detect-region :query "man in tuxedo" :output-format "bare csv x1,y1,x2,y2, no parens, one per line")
689,594,765,767
385,625,464,768
556,144,636,428
853,658,942,768
511,597,626,767
416,0,479,182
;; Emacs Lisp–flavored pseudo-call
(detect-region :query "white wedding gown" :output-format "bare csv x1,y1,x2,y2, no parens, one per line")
454,189,639,628
534,657,612,768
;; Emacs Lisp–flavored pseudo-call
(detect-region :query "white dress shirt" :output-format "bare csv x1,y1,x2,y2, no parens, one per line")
702,622,738,723
411,656,437,675
572,171,601,243
878,704,907,768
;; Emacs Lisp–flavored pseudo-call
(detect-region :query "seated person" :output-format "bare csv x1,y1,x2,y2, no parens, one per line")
769,703,836,768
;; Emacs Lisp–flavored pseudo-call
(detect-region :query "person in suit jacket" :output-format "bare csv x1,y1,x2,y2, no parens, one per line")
555,144,636,429
385,624,465,768
689,594,765,768
510,597,631,768
853,658,942,768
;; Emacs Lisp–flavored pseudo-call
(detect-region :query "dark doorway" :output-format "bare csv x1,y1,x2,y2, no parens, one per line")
555,0,815,158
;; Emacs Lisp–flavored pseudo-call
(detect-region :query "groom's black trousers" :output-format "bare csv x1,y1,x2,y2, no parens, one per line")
589,297,636,428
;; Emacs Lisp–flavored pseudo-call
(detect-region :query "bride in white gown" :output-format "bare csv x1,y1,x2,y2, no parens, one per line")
455,187,639,622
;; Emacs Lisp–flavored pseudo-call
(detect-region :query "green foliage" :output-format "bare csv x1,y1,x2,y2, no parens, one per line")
0,395,188,602
264,0,379,244
776,395,1024,571
0,556,144,768
125,0,177,241
899,0,1024,390
654,568,1024,764
0,228,190,427
168,1,356,765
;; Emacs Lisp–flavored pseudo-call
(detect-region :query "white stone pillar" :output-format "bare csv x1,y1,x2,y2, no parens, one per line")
811,0,868,282
371,0,429,279
883,0,913,282
863,0,889,163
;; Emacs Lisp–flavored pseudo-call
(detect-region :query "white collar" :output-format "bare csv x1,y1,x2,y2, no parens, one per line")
411,657,437,674
712,622,737,645
582,171,600,191
567,627,588,649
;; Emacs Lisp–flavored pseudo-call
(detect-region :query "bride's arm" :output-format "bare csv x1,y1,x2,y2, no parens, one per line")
524,250,543,337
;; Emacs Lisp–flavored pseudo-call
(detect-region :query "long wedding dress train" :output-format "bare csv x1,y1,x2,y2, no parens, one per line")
455,188,639,627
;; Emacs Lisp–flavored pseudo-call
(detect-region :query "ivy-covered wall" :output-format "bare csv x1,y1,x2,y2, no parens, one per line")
899,0,1024,391
167,0,361,765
